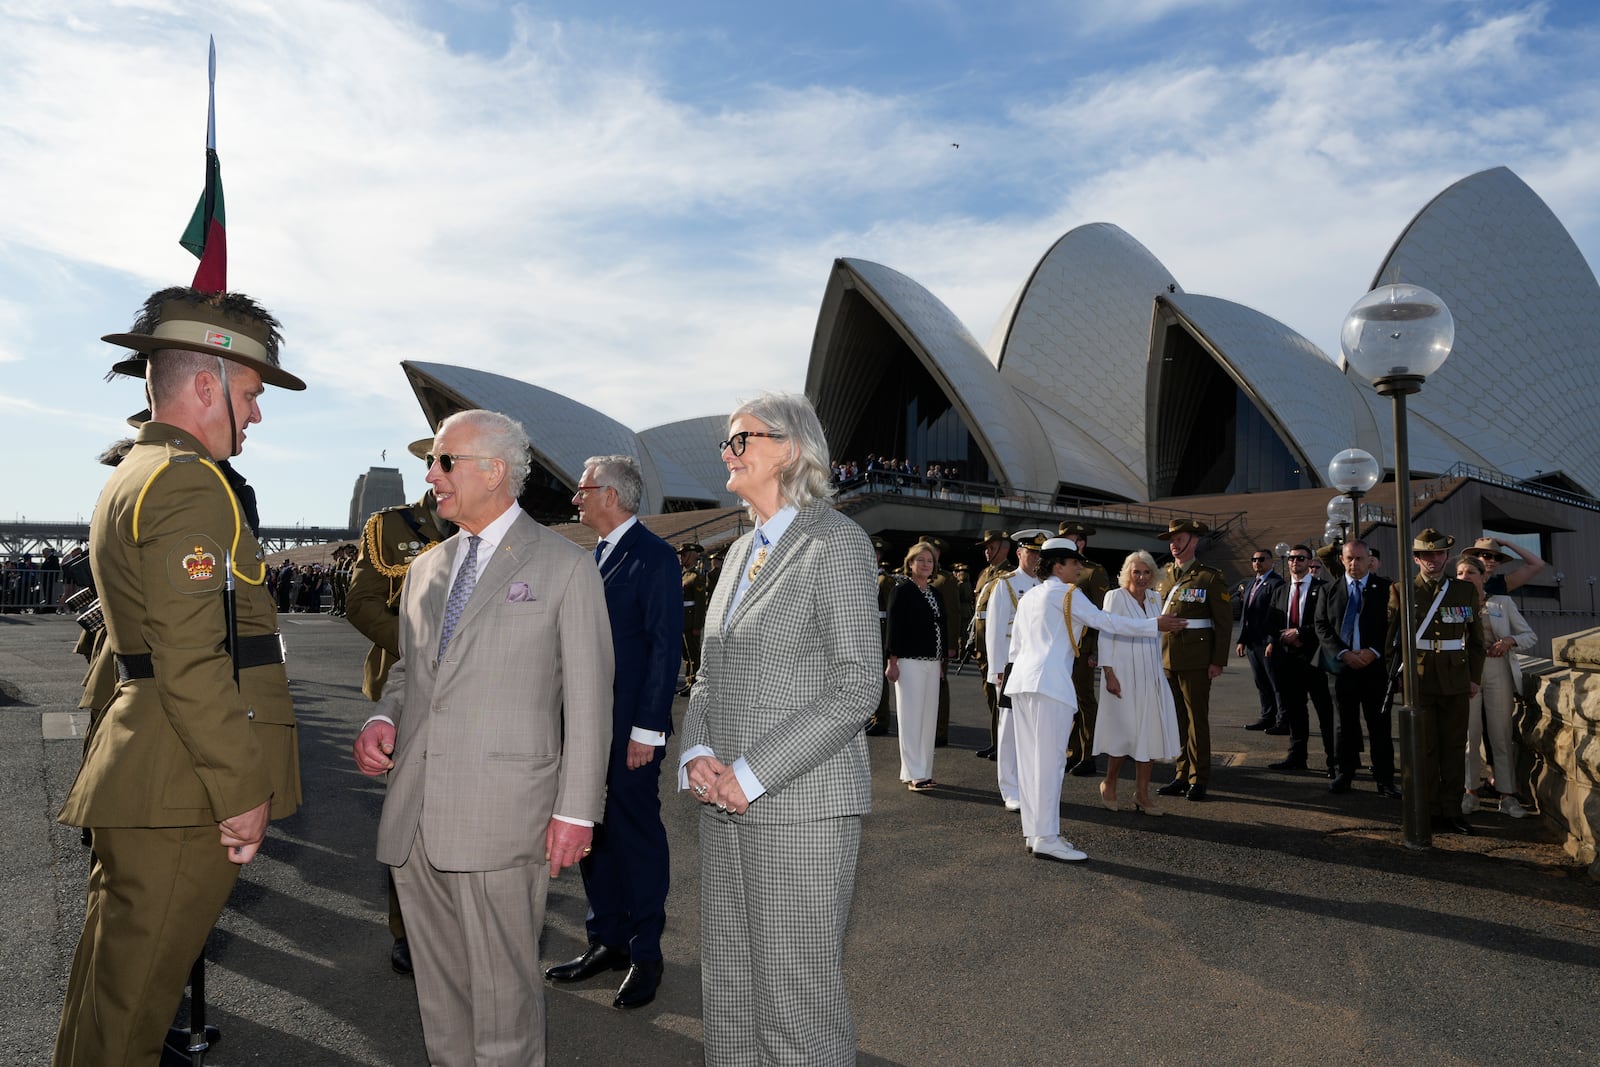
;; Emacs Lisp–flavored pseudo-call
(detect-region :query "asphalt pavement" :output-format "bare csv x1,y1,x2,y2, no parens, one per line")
3,612,1597,1066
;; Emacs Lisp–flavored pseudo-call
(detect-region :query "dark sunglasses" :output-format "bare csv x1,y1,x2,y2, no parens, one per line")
1286,554,1312,562
425,452,493,473
1251,556,1271,562
719,431,785,456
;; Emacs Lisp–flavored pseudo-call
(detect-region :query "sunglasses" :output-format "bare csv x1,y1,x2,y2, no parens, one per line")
1285,554,1311,562
1251,556,1271,563
426,452,493,473
719,430,786,456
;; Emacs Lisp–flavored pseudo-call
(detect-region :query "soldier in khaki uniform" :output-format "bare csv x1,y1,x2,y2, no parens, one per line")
921,536,963,746
1388,529,1486,834
54,288,304,1066
971,529,1014,759
1153,518,1232,801
1060,522,1111,778
344,465,454,971
950,562,975,650
679,541,708,694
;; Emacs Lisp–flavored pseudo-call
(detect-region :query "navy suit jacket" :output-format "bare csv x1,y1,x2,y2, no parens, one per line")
598,519,684,746
1266,574,1326,663
1238,571,1285,646
1314,573,1393,669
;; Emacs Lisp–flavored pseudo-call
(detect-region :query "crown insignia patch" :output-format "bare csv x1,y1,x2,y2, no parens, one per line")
183,545,218,581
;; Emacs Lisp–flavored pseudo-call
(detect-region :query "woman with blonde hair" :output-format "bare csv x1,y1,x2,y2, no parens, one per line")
886,541,944,791
1095,550,1183,815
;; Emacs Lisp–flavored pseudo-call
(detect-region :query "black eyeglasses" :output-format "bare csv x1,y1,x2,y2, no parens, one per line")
719,431,785,456
1251,556,1271,563
1285,554,1311,562
426,452,493,473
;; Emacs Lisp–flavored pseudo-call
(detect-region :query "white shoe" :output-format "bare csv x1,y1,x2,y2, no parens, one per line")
1030,836,1088,863
1461,792,1479,815
1500,795,1529,819
1003,798,1022,812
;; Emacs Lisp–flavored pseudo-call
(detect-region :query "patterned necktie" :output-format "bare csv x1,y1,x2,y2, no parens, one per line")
1341,578,1362,648
594,539,607,565
1289,579,1302,627
746,531,769,582
437,535,482,659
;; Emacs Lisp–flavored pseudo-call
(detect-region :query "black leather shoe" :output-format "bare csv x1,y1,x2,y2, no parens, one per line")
1263,724,1291,736
391,938,413,976
614,959,663,1009
1449,816,1475,835
975,746,996,759
1156,779,1188,797
1184,784,1208,801
1329,773,1353,794
1268,757,1307,771
1062,756,1082,774
1375,781,1402,799
545,943,629,983
864,723,888,737
1069,759,1098,777
1244,718,1273,731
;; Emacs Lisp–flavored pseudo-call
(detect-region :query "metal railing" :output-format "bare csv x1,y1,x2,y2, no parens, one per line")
0,561,66,614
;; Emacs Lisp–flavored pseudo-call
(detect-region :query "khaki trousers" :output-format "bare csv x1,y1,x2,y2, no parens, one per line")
1166,668,1214,786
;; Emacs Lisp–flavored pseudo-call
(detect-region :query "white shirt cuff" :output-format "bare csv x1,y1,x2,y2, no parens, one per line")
678,744,714,789
630,727,667,746
362,714,395,730
551,814,594,828
731,757,766,802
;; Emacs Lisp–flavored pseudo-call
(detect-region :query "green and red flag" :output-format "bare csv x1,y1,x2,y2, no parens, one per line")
180,36,226,293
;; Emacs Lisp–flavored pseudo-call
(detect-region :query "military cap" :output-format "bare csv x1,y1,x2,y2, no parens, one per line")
870,535,889,551
104,286,304,391
126,408,151,429
408,437,435,461
707,546,726,560
1039,537,1086,562
980,529,1010,545
1058,521,1096,538
951,562,969,572
1461,537,1513,563
1012,528,1050,549
677,541,704,554
1412,528,1455,552
920,535,948,553
1157,517,1210,540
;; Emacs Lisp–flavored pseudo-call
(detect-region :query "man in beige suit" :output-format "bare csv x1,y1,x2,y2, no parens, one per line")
352,408,613,1066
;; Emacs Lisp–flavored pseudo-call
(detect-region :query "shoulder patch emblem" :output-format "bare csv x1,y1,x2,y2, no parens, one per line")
169,534,227,594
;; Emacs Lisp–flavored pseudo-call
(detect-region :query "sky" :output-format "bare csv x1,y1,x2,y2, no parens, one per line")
3,0,1599,527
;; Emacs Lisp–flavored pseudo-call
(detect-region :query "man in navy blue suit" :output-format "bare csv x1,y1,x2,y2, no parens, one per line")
546,454,682,1009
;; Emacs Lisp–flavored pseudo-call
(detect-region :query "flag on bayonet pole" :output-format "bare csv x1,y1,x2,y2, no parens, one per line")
180,35,226,293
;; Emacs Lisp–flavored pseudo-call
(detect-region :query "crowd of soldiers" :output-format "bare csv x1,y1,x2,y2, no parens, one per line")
264,547,356,615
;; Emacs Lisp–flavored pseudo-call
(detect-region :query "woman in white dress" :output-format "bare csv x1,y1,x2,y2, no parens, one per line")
1454,554,1538,818
1095,550,1183,816
1005,540,1186,862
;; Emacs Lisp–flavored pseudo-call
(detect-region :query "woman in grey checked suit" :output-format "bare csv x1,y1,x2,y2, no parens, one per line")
679,393,880,1067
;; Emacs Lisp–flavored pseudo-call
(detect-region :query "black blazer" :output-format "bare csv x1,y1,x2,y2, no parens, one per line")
1237,571,1285,646
1314,573,1392,669
1266,574,1325,662
885,578,944,660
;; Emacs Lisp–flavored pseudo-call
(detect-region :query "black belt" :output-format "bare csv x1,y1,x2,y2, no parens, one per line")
116,633,287,681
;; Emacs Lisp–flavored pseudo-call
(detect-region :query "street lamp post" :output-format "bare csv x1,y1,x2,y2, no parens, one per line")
1274,541,1292,578
1328,448,1382,538
1326,495,1354,543
1341,284,1455,851
1588,575,1596,615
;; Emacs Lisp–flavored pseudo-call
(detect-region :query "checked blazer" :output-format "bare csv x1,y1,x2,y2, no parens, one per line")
681,501,881,824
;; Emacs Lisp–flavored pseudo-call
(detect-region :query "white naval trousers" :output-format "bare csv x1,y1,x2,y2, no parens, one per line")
893,658,940,782
1009,692,1077,840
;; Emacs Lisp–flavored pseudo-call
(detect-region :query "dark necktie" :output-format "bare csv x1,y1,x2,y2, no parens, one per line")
1341,579,1362,648
1288,579,1302,627
594,539,607,565
437,535,481,659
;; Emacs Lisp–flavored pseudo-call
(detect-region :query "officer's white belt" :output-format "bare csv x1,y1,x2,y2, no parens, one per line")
1183,619,1214,629
1419,638,1465,652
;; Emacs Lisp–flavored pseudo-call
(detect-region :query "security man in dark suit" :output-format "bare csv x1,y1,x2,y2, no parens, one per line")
344,458,455,974
1264,545,1336,776
679,541,708,696
1388,528,1485,833
971,530,1014,759
1314,538,1398,797
1060,522,1111,778
866,535,895,736
1237,547,1287,731
54,287,304,1066
1154,518,1232,801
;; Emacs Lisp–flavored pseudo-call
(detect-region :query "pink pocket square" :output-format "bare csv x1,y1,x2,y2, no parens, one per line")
506,582,535,602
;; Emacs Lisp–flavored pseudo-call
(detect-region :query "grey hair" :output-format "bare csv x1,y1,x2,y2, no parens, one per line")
729,392,834,516
1118,550,1159,588
148,349,225,405
437,409,532,497
584,454,644,515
